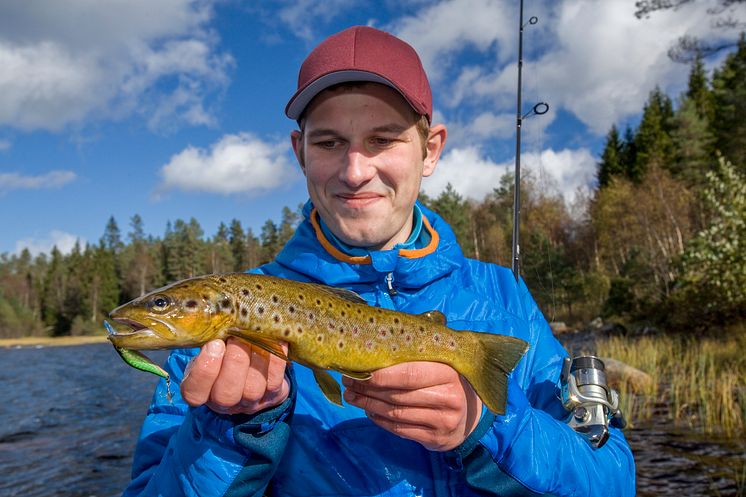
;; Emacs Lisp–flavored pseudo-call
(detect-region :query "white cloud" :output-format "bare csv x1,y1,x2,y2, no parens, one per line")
422,146,510,200
0,170,76,193
0,1,232,132
393,0,746,136
159,133,299,195
423,145,596,206
15,230,82,256
390,0,515,81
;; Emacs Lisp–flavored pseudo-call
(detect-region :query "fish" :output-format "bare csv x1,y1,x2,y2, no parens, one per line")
106,273,528,414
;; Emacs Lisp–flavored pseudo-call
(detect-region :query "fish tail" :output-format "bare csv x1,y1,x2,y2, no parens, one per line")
458,333,528,415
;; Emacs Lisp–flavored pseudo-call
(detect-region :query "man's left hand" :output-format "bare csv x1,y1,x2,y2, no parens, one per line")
342,361,482,451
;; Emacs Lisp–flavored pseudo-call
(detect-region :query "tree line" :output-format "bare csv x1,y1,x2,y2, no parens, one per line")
1,39,744,339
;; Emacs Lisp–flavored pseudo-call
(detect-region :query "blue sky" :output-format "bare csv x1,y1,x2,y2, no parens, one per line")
1,0,744,256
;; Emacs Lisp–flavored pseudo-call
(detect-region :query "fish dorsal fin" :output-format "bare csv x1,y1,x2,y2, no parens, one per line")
313,284,368,305
419,310,447,325
311,368,343,406
226,328,290,362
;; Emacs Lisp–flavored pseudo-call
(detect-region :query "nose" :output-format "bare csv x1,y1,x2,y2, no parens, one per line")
338,145,375,188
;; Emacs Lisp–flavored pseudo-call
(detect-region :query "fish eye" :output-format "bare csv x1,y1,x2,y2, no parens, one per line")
149,295,171,312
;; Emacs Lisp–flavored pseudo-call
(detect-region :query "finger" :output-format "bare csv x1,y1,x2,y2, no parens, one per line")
344,391,448,430
264,342,289,395
360,362,457,390
344,380,452,409
209,337,252,408
181,340,225,407
242,346,270,402
366,412,455,452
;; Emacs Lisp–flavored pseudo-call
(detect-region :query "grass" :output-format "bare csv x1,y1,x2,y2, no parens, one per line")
0,335,109,348
596,327,746,436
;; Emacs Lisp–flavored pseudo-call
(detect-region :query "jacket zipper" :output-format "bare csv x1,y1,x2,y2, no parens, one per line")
385,272,398,297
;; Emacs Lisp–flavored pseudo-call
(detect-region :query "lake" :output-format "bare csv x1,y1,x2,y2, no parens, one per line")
0,343,743,496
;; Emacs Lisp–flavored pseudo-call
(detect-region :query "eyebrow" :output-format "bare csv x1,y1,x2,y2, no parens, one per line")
305,123,410,139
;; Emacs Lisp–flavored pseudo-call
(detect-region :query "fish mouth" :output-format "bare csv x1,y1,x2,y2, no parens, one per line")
105,318,158,338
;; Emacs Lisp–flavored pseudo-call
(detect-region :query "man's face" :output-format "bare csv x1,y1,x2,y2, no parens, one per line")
292,83,445,251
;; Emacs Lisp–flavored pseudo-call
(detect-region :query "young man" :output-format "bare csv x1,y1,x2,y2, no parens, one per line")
124,26,635,496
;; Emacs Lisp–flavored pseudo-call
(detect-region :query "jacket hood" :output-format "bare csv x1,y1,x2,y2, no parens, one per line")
273,201,464,290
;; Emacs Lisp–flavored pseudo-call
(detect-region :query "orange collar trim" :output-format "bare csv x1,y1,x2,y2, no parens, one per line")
309,208,440,264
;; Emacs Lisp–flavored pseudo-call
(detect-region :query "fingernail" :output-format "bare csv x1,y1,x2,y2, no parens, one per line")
206,340,223,357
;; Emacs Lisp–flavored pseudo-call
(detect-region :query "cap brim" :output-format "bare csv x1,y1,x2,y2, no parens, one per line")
285,70,409,120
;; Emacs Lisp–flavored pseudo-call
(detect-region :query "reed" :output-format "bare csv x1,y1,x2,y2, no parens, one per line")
596,330,746,435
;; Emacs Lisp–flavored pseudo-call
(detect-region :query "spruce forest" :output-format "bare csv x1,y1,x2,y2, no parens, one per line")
1,40,744,340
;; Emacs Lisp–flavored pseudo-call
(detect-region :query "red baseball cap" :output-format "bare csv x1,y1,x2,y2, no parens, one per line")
285,26,432,123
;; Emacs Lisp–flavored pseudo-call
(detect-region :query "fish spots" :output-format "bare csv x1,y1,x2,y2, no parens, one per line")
185,300,198,309
316,334,324,343
338,326,345,334
393,317,400,325
368,317,375,324
220,298,232,311
283,328,292,337
257,306,265,315
255,284,263,291
241,289,250,297
405,334,413,343
448,339,457,350
240,307,248,318
273,314,281,324
351,326,360,337
272,295,279,304
337,340,344,350
307,312,315,321
433,333,440,342
288,305,296,314
219,277,227,284
315,299,322,306
391,343,399,352
379,328,388,339
340,310,346,317
296,326,304,335
298,294,305,301
365,340,374,351
418,346,425,354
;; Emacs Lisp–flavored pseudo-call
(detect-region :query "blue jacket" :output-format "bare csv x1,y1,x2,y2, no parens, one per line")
123,203,635,497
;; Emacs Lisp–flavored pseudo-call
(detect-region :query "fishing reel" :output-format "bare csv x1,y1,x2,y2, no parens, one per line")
559,356,626,448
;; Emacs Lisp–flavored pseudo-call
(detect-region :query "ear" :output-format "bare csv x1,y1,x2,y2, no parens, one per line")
422,124,447,178
290,130,306,174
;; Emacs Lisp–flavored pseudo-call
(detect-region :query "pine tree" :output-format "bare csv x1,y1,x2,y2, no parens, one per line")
597,125,625,188
229,219,247,272
260,219,280,264
711,34,746,171
428,184,474,256
633,87,675,181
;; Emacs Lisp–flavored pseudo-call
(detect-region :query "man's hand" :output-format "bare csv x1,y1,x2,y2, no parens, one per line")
342,361,482,451
181,337,290,416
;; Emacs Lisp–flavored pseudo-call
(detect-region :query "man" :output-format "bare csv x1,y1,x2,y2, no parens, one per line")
124,26,635,496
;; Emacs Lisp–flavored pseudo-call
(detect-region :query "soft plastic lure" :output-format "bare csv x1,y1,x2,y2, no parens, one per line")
104,320,172,401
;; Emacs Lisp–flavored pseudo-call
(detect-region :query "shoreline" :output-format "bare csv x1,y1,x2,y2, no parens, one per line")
0,335,109,348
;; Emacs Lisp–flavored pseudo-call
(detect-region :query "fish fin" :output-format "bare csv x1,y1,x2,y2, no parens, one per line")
459,333,528,415
419,310,447,325
226,328,290,362
314,284,368,305
333,368,372,381
312,368,343,406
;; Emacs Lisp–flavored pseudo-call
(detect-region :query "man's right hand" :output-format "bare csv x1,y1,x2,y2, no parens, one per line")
180,337,290,415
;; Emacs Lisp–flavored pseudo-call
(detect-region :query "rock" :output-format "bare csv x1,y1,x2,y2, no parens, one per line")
549,321,570,334
588,317,604,331
600,357,653,393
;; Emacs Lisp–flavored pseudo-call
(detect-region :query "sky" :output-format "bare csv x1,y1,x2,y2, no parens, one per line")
1,0,744,256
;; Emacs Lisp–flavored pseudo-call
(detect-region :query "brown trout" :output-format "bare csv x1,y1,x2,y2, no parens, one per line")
107,273,528,414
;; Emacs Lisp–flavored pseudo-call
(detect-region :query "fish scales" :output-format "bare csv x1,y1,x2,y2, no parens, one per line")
107,273,528,414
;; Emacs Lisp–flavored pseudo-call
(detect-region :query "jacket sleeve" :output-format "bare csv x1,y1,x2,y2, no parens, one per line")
446,277,636,497
123,349,296,497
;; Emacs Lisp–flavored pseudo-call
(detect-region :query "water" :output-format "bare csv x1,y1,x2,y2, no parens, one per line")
0,343,167,497
0,343,743,496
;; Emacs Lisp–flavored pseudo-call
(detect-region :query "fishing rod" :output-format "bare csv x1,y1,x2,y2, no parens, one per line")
512,0,548,281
